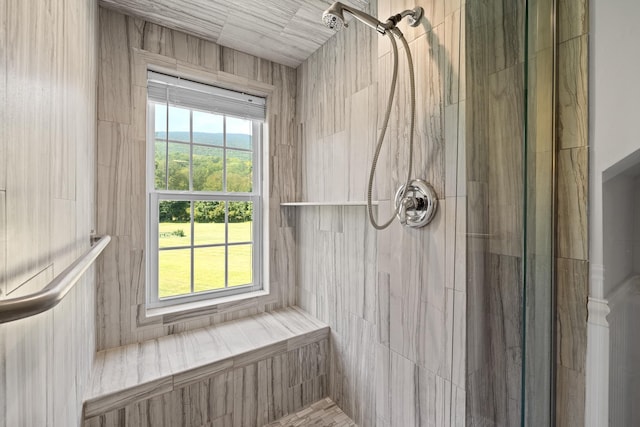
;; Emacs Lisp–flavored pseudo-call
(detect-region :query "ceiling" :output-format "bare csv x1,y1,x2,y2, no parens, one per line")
99,0,369,68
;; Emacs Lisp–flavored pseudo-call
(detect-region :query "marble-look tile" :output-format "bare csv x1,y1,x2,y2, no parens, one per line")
3,310,53,426
376,272,390,346
555,365,586,427
456,101,466,197
98,9,132,124
264,397,356,427
445,105,461,199
0,324,5,427
375,344,390,424
557,35,588,150
557,147,588,260
451,289,466,389
445,9,462,108
387,202,446,369
458,11,466,103
390,351,417,427
0,21,4,194
348,86,377,201
556,257,588,372
487,65,524,258
52,199,79,273
325,133,349,203
454,196,467,292
558,0,588,43
0,192,5,298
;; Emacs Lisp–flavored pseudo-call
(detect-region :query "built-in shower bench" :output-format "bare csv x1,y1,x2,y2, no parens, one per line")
83,306,330,425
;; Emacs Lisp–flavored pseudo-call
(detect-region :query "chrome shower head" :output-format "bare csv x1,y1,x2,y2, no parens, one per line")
322,5,345,31
322,2,385,33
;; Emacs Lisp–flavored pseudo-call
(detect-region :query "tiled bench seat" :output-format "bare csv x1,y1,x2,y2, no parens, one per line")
83,307,329,426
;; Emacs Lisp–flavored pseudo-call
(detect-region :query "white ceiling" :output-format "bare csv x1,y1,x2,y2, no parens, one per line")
99,0,369,68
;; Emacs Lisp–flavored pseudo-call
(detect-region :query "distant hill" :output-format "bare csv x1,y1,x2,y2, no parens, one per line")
155,132,252,150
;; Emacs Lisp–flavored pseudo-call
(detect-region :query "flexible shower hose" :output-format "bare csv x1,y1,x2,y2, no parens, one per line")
367,28,417,229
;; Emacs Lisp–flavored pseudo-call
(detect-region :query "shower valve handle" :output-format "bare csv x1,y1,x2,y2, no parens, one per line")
394,179,438,228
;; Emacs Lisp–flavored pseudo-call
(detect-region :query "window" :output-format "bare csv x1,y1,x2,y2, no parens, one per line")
146,70,266,309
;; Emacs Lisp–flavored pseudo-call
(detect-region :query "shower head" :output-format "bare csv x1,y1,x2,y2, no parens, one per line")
322,2,385,33
321,3,347,31
321,2,424,34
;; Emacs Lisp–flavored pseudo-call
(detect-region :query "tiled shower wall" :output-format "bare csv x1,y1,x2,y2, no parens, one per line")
0,0,98,425
96,8,297,350
295,0,467,425
555,0,589,424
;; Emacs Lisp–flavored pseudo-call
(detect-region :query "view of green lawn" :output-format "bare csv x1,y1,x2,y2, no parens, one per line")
158,221,253,298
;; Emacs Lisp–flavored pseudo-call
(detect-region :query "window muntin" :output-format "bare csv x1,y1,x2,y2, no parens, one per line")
146,72,264,308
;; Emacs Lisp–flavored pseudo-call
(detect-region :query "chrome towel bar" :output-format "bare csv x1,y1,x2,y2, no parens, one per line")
0,235,111,324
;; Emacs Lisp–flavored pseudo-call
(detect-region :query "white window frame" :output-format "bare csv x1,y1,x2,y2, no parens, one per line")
145,73,267,311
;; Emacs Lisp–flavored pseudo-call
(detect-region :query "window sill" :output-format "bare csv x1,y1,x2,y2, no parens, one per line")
145,289,270,319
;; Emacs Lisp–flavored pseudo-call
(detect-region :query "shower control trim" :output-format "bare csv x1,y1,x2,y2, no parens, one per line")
394,179,438,228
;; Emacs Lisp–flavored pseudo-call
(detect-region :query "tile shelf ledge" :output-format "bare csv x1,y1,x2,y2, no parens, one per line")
280,201,379,206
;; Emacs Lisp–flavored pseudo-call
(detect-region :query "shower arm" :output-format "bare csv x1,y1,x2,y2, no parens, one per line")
337,4,423,34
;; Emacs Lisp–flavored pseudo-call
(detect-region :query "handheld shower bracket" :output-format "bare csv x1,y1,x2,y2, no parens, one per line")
381,7,424,31
406,7,424,27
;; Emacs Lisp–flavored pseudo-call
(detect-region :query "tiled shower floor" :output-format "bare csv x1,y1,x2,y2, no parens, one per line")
263,398,356,427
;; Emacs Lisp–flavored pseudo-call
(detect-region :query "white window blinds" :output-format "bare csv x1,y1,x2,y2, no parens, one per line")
147,70,266,121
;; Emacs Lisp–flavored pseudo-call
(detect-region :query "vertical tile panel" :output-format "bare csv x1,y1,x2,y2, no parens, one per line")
52,199,78,274
0,0,5,194
556,258,588,372
0,191,5,299
557,147,588,260
390,351,416,427
4,269,53,426
556,365,586,427
98,8,132,124
0,323,4,427
555,2,589,423
557,35,588,150
5,0,54,295
558,0,588,43
487,65,524,258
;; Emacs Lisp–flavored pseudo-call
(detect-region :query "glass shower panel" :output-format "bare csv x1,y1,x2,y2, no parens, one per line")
465,0,556,424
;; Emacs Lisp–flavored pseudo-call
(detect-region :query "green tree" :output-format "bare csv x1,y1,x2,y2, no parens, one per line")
159,200,190,222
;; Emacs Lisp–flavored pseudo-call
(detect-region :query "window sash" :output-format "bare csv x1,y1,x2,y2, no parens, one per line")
147,192,262,308
146,88,264,309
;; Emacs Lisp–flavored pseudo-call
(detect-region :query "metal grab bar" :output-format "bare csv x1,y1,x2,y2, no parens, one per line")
0,235,111,324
